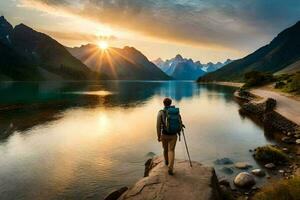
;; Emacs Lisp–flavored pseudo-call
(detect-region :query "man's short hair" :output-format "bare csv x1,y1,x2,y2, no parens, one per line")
163,98,172,107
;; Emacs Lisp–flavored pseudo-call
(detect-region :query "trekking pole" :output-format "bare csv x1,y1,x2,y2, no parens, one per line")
182,128,192,167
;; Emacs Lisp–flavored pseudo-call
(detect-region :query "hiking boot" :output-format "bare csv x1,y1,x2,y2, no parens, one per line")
168,169,174,176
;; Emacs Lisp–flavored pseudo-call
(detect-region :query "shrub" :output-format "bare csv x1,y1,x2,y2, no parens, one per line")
243,71,274,88
285,73,300,93
254,145,288,164
274,81,286,89
253,177,300,200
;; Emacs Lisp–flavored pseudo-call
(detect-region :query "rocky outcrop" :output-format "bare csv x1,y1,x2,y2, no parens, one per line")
108,157,221,200
237,89,300,134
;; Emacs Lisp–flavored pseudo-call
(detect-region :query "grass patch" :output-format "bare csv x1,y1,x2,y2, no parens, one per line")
284,72,300,93
253,177,300,200
254,145,288,164
274,72,300,94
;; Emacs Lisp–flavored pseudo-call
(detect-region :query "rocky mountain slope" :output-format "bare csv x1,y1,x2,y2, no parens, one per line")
153,55,231,80
68,44,170,80
0,16,101,81
199,21,300,81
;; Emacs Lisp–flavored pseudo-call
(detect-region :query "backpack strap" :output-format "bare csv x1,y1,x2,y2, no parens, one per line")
160,109,167,131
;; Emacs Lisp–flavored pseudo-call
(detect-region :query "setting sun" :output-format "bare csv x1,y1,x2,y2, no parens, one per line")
98,41,109,50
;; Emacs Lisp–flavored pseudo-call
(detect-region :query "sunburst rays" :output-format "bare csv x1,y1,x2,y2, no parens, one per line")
80,44,144,79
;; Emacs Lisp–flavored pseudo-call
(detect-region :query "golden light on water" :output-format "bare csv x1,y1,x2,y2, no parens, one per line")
69,90,113,96
98,114,110,129
98,41,109,50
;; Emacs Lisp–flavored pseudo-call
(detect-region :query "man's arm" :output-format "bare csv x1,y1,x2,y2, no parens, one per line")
156,111,163,141
179,114,185,128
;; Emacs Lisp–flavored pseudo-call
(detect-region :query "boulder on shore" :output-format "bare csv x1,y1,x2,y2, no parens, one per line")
234,172,256,188
117,156,221,200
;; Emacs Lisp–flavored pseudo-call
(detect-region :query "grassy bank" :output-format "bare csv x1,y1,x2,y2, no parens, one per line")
240,71,300,95
253,177,300,200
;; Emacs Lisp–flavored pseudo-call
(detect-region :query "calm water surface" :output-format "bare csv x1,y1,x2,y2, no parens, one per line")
0,81,274,199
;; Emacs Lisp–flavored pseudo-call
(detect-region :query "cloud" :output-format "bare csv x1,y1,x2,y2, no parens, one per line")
21,0,300,50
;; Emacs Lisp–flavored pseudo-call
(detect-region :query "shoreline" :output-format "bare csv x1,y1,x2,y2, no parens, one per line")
205,81,300,126
199,81,244,88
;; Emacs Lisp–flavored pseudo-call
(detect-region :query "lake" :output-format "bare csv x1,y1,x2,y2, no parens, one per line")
0,81,274,199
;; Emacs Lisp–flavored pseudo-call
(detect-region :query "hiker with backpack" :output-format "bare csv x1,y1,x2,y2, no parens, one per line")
156,98,184,175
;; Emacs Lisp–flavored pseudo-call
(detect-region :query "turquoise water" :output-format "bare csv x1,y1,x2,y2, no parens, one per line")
0,81,273,199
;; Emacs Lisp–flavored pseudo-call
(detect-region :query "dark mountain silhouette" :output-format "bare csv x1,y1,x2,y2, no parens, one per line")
67,44,170,80
0,40,40,80
0,16,105,81
0,16,13,46
199,21,300,81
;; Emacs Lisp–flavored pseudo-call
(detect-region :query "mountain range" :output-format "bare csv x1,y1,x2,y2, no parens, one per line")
153,55,231,80
199,21,300,82
0,16,169,81
67,44,170,80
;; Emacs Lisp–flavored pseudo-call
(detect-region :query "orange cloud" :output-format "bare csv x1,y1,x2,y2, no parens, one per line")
20,0,300,52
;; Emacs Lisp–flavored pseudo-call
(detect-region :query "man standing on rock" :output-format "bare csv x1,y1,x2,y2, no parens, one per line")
157,98,183,175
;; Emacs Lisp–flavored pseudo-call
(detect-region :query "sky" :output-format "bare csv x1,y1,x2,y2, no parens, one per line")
1,0,300,63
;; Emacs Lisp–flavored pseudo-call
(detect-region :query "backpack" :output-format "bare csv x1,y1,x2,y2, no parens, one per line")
162,106,182,135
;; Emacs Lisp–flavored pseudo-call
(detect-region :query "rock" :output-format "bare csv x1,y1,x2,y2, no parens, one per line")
234,162,252,169
294,134,300,139
144,158,153,177
146,152,156,157
219,179,230,187
221,167,234,175
104,187,128,200
252,186,260,191
234,172,256,188
278,170,285,174
265,163,276,169
254,145,288,164
119,156,222,200
287,132,293,136
214,158,233,165
219,185,234,200
251,169,266,177
295,168,300,176
281,137,295,144
296,139,300,145
265,98,276,112
282,148,289,152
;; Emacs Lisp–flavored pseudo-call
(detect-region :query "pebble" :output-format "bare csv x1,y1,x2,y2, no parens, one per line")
281,137,295,144
252,186,259,191
219,179,230,187
251,169,266,177
296,139,300,145
235,162,252,169
214,158,233,165
282,148,289,152
265,163,275,169
221,167,234,175
287,132,293,136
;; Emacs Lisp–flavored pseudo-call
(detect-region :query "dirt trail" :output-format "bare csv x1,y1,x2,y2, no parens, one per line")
251,89,300,125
